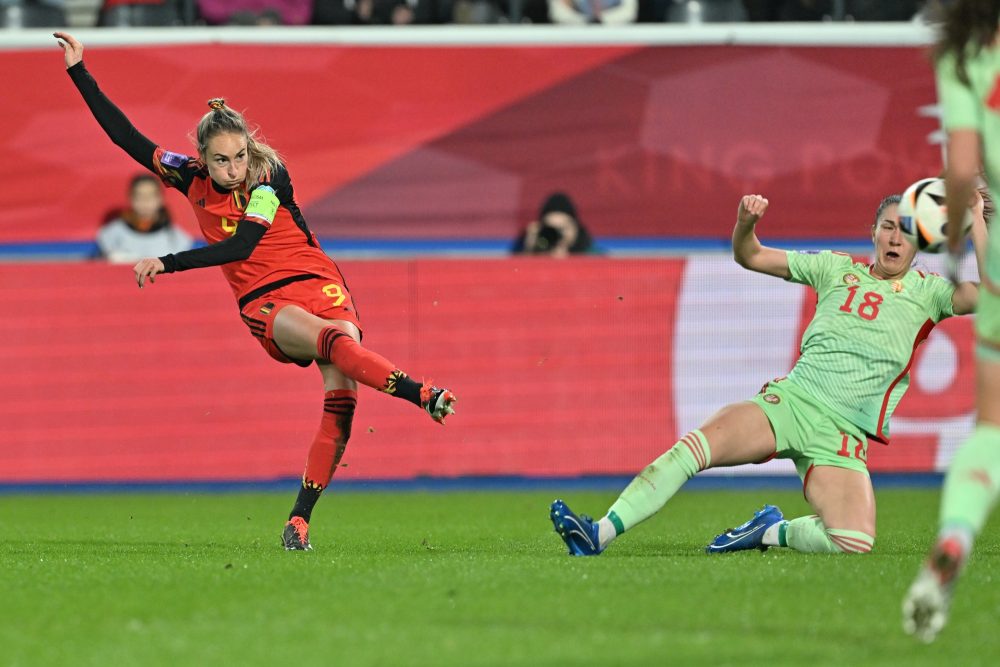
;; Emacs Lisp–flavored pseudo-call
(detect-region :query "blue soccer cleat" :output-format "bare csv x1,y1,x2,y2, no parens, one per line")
705,504,784,554
550,499,602,556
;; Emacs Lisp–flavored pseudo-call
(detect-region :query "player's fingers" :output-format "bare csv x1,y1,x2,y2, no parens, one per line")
134,262,148,288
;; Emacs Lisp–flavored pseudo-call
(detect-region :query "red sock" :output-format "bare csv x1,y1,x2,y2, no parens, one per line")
316,326,421,403
302,389,357,491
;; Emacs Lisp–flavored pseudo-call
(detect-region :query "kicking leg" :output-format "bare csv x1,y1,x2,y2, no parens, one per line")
273,306,455,423
551,401,777,556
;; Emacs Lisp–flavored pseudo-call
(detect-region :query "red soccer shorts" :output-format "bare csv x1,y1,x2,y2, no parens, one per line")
239,277,363,366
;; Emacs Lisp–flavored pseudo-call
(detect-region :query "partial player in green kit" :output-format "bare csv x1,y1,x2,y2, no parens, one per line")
903,0,1000,643
551,191,987,557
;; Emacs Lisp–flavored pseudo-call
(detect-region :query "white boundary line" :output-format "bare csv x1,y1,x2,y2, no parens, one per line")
4,22,936,50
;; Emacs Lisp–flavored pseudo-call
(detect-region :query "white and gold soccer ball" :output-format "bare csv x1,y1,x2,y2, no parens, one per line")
897,177,972,253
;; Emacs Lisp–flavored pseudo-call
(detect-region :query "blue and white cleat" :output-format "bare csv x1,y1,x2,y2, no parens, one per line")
550,499,602,556
706,504,784,554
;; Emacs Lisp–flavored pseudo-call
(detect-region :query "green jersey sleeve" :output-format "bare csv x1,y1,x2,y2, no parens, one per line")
786,250,853,288
924,271,957,322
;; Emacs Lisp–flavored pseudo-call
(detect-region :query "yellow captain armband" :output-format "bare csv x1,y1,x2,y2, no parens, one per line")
244,185,280,225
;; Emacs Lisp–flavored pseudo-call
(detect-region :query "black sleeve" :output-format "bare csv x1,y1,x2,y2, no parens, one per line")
66,61,157,172
159,220,268,273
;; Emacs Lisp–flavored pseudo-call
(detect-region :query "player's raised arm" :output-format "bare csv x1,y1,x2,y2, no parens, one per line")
55,31,158,173
732,194,790,279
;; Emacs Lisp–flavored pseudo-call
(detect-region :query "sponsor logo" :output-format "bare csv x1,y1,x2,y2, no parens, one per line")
797,250,820,255
161,151,188,168
763,393,780,404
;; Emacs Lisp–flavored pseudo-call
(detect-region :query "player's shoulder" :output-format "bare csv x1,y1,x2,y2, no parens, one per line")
155,148,203,170
262,161,291,184
906,267,949,284
793,249,856,268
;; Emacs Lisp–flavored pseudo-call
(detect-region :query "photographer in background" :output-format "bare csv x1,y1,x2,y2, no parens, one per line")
513,191,596,257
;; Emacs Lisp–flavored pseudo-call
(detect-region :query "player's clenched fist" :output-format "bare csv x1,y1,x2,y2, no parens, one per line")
134,257,165,288
738,194,769,226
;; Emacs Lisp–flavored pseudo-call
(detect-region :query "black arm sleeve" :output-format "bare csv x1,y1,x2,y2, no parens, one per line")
159,220,268,273
66,61,157,172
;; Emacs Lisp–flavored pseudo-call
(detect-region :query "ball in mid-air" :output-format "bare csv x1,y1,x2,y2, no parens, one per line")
897,177,972,253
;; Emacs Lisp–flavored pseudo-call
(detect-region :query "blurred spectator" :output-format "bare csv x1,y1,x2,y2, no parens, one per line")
548,0,636,23
197,0,311,24
742,0,922,20
312,0,369,23
314,0,510,24
98,0,182,25
513,192,596,257
96,174,193,264
1,0,66,27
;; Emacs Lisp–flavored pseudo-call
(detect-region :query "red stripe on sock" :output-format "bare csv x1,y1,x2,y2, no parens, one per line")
681,433,706,471
829,534,872,553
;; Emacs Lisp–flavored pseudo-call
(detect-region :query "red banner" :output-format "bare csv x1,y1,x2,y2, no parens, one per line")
0,43,941,245
0,256,975,482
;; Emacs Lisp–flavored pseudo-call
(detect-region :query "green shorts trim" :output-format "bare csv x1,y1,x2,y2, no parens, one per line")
750,378,870,481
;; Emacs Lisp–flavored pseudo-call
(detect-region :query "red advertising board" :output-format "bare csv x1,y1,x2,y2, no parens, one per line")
0,42,941,246
0,256,975,482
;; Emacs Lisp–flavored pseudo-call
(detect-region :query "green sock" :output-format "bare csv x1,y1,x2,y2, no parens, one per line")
605,430,711,534
784,515,874,554
939,423,1000,538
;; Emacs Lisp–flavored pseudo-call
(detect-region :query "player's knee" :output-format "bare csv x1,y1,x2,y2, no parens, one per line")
826,528,874,554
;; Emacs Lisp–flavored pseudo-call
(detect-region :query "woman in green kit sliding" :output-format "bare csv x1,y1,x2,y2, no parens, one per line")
552,190,986,559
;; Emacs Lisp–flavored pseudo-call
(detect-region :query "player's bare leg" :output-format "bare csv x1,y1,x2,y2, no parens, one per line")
795,466,876,552
552,402,777,555
272,305,455,423
283,360,357,551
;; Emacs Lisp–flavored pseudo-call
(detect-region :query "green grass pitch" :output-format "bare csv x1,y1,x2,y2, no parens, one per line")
1,487,999,666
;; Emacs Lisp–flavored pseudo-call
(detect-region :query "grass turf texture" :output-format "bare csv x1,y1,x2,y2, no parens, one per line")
2,488,999,666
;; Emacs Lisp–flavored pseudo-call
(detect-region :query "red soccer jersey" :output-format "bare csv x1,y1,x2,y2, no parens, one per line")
151,146,347,303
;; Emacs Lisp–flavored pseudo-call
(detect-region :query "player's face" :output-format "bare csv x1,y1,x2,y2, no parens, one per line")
204,132,249,190
871,203,916,279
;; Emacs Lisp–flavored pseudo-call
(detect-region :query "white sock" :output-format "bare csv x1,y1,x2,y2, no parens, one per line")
597,517,617,550
762,520,787,547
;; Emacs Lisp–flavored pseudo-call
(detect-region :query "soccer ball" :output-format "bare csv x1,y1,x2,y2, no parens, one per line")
897,177,972,253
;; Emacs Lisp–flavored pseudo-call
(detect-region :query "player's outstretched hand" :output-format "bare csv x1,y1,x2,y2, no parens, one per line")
53,31,83,69
134,258,165,289
738,194,769,226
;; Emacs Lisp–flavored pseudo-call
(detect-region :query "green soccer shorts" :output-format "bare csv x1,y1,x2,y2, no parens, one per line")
750,378,870,481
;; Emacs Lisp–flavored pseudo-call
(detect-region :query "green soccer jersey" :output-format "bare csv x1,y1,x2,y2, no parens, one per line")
785,251,955,441
936,46,1000,284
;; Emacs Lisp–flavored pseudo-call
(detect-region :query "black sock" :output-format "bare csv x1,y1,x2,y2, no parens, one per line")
394,374,422,406
289,483,322,523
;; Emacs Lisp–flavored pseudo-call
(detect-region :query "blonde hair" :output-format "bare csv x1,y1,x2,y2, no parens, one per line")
194,98,282,189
